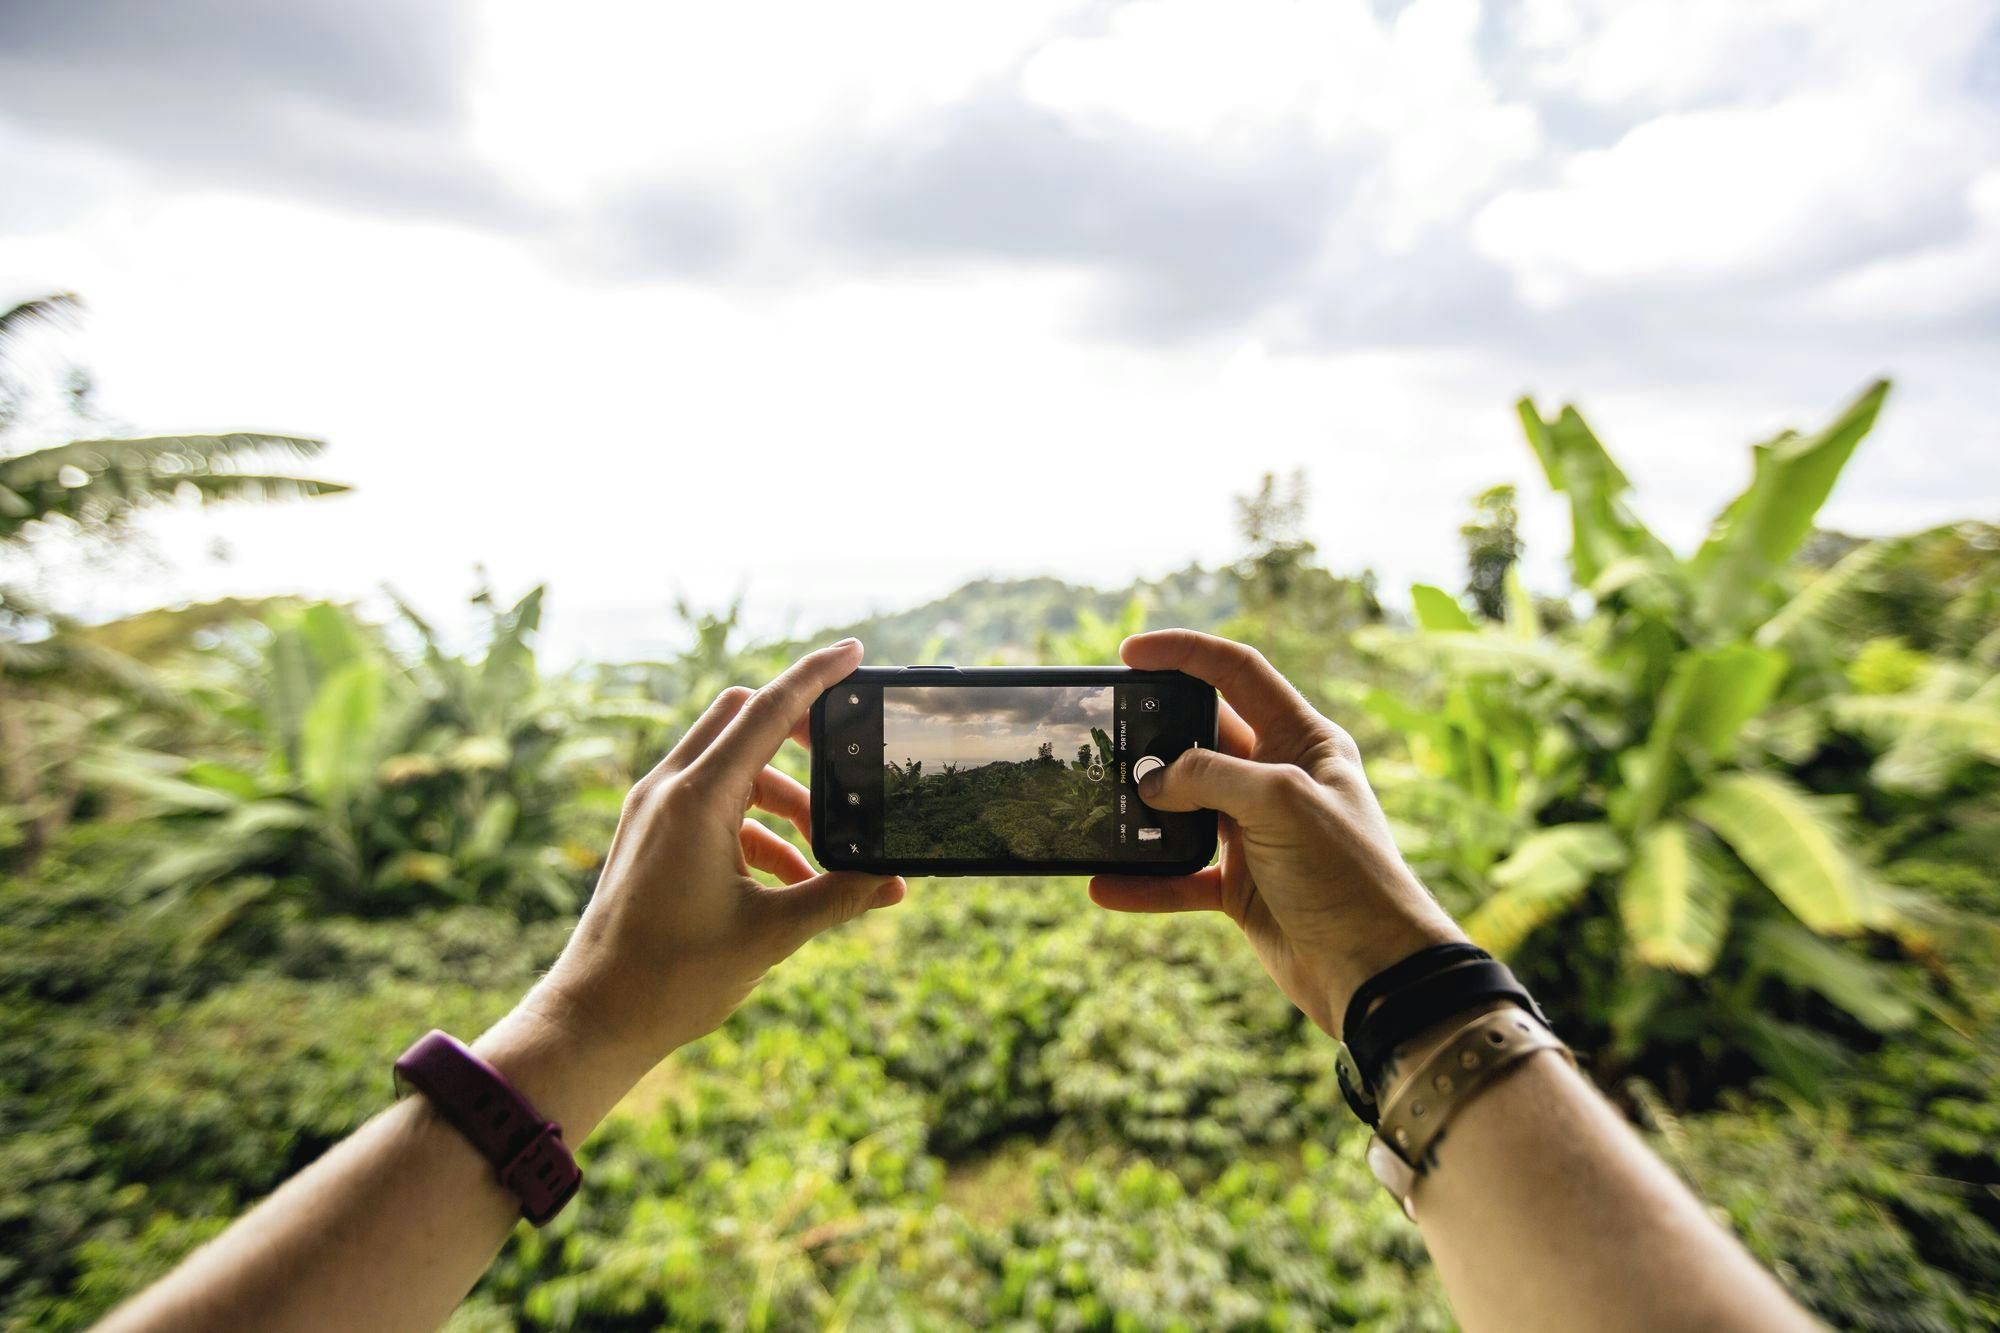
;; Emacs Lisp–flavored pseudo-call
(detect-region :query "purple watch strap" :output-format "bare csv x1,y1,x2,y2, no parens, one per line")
393,1029,581,1226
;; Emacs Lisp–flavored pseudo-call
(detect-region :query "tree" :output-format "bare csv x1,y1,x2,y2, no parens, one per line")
0,295,344,551
1460,483,1523,623
1233,470,1315,608
0,294,345,867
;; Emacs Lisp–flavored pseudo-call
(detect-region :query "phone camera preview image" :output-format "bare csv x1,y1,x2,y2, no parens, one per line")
813,670,1217,875
884,684,1117,861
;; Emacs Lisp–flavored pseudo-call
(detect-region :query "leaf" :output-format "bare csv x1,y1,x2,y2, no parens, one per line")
300,659,385,806
1516,399,1674,589
1466,823,1628,954
1685,772,1886,934
0,433,343,540
462,794,519,864
1754,531,1920,649
1729,1011,1849,1099
1502,565,1537,642
1620,821,1735,973
1834,692,2000,794
1409,584,1475,632
297,602,370,675
136,801,313,893
183,761,266,801
76,754,243,813
1625,645,1789,828
1743,919,1917,1032
1692,380,1890,632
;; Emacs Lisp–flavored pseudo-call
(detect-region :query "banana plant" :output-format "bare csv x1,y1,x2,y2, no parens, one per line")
0,293,347,868
90,590,626,918
1360,381,1944,1085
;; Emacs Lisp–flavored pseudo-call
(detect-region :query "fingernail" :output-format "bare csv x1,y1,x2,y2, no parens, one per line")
831,637,860,651
872,878,906,908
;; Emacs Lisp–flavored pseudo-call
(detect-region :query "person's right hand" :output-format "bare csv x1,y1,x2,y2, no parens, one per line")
1091,630,1464,1039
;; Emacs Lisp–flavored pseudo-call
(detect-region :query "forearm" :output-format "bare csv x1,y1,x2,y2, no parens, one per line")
1404,1037,1817,1333
99,997,648,1333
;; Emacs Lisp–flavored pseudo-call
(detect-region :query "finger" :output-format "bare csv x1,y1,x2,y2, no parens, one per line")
763,871,906,947
788,713,813,750
1120,630,1320,743
694,640,864,782
1089,866,1224,914
657,686,754,774
741,819,816,884
750,765,812,840
1217,700,1255,758
1138,745,1298,822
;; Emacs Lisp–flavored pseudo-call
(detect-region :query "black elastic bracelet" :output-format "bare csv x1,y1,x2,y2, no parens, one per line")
1336,950,1550,1127
1340,942,1489,1043
1347,958,1543,1094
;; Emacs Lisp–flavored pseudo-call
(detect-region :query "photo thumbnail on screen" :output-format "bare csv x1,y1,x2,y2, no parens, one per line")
882,685,1116,860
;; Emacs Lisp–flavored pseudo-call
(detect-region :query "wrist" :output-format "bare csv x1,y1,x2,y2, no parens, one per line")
1321,908,1468,1039
473,989,657,1142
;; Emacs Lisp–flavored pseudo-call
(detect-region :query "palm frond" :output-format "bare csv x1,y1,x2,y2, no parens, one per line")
0,433,343,539
0,293,81,347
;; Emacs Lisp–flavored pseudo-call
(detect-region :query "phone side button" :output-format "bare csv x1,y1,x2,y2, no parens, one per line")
903,665,958,672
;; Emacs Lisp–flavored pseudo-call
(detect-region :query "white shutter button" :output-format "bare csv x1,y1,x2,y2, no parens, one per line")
1132,755,1165,783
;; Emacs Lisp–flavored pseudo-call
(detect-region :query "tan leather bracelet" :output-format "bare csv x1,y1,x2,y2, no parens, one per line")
1365,1006,1573,1217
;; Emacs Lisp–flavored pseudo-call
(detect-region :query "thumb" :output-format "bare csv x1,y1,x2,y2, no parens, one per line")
767,871,906,948
1139,747,1295,824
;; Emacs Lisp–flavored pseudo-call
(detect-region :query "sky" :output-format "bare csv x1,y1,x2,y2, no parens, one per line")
885,686,1111,768
2,0,1996,659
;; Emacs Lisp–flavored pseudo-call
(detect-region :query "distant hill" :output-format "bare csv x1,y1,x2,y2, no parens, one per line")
800,565,1239,664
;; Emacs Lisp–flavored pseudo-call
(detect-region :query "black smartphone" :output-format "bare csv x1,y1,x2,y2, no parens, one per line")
810,666,1218,876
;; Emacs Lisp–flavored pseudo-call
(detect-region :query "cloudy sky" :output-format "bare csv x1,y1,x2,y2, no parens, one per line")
885,686,1111,768
2,0,1996,657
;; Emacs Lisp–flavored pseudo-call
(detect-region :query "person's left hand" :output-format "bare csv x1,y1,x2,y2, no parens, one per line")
521,638,904,1081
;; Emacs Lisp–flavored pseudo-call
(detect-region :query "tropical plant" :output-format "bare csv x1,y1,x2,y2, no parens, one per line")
1358,381,1976,1090
88,588,633,919
0,294,345,867
0,293,344,551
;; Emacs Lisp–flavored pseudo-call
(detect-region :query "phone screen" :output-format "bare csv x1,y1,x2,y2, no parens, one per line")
885,684,1119,860
814,670,1216,873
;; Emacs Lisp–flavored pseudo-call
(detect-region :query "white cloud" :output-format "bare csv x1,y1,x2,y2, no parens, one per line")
2,0,1995,658
1473,79,1981,304
1020,0,1538,246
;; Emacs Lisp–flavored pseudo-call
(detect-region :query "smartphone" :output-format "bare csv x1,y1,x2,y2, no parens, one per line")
810,666,1219,876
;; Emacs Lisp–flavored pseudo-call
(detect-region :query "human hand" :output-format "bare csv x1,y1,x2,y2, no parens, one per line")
520,639,905,1082
1090,630,1462,1038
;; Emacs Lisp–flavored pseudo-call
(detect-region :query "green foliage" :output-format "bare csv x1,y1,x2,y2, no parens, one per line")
886,757,1115,860
4,365,1996,1328
1645,1088,2000,1330
84,588,644,919
1362,380,1993,1100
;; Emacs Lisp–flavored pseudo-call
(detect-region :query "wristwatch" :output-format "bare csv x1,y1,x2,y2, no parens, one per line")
393,1030,582,1226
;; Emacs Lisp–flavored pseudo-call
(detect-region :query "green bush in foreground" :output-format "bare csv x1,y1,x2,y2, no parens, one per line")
9,876,2000,1330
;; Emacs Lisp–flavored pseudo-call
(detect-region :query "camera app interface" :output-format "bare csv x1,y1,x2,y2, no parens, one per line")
878,684,1195,862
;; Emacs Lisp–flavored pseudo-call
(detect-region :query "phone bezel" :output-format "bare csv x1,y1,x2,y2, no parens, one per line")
809,666,1219,877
